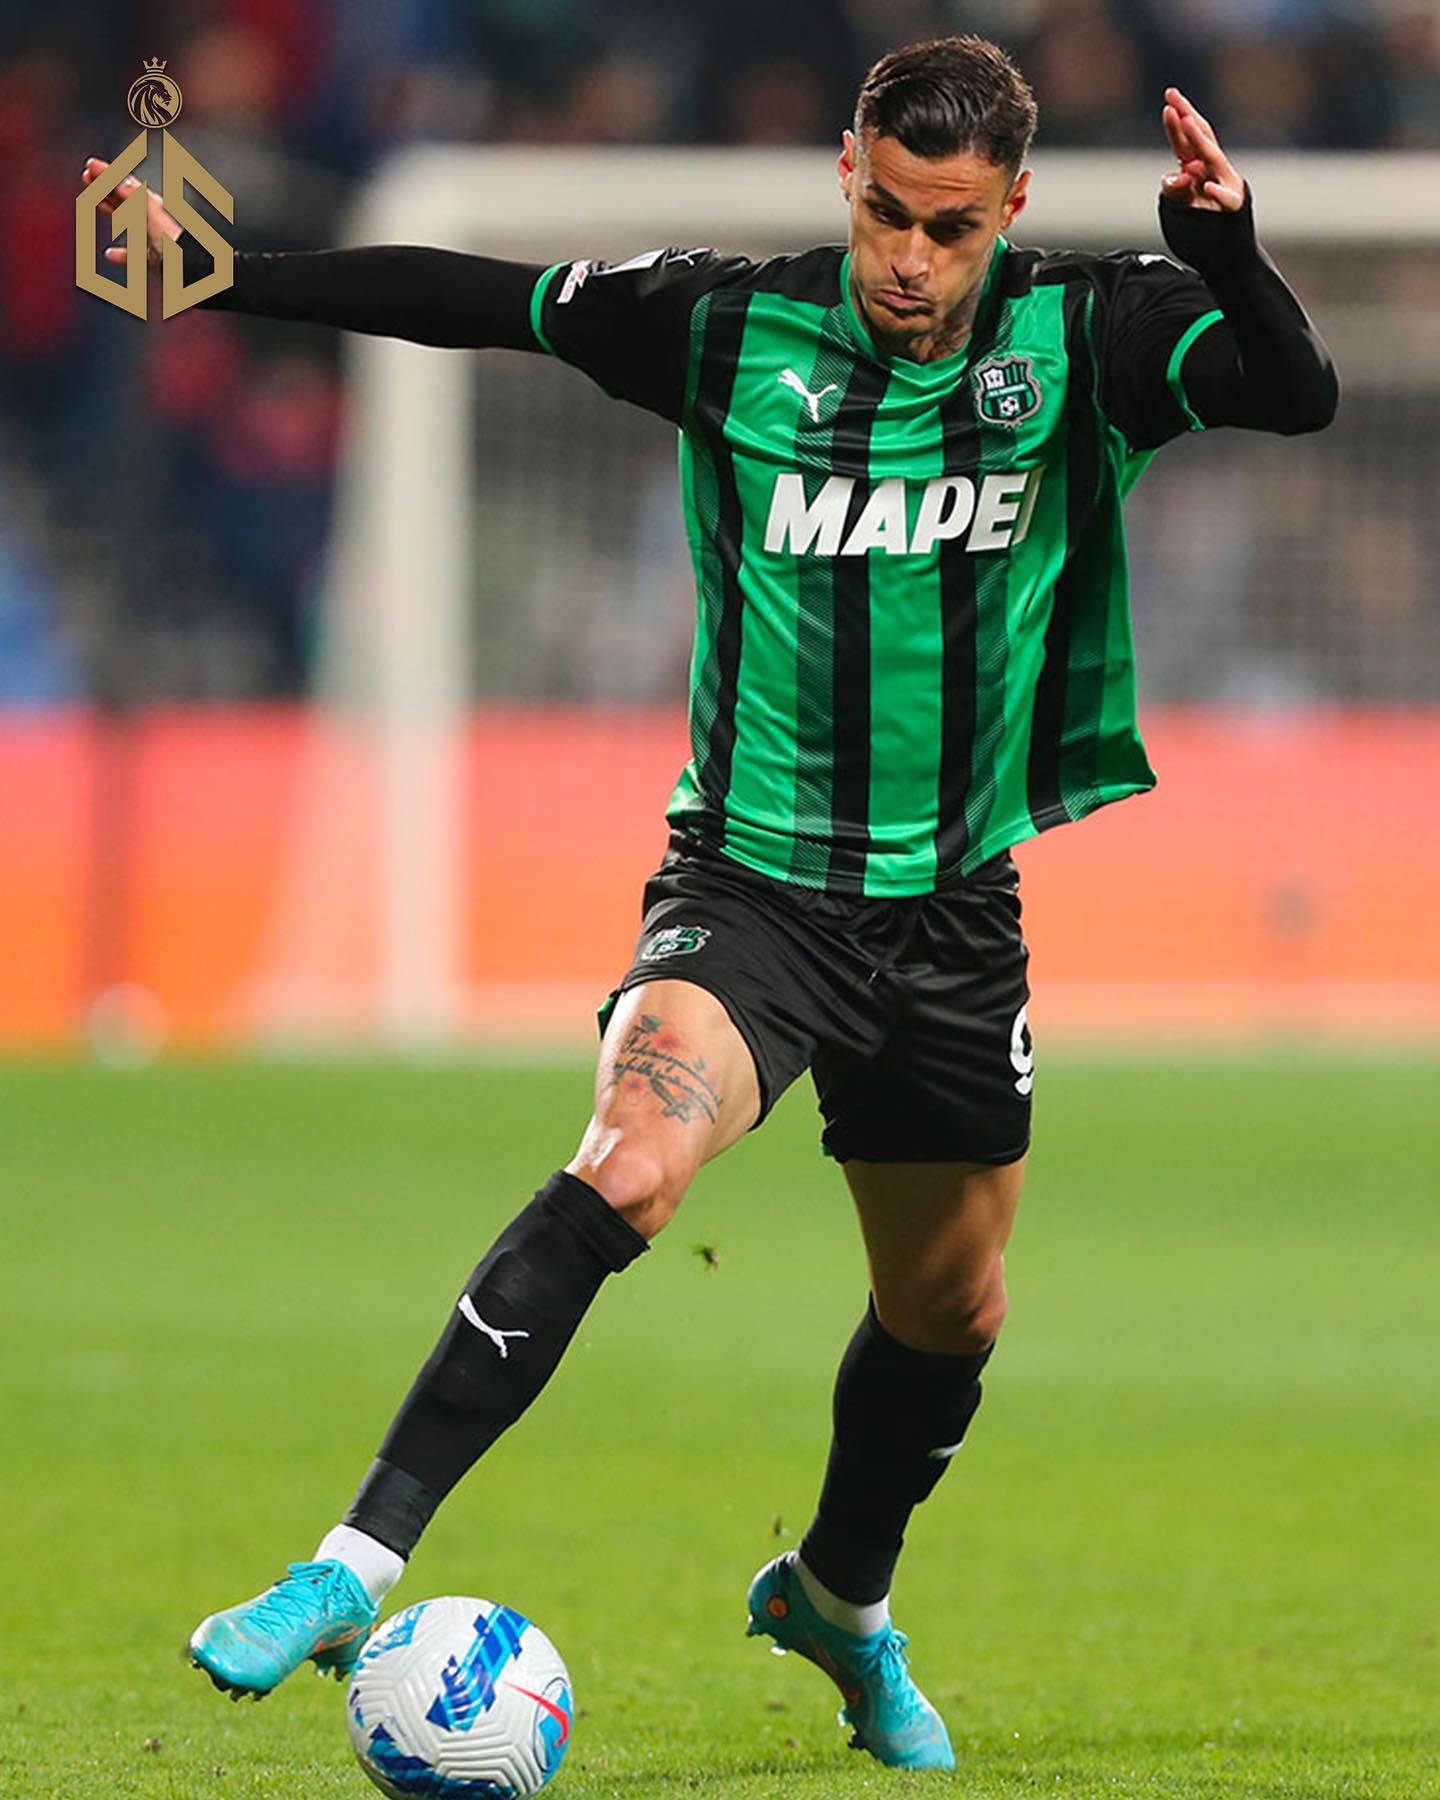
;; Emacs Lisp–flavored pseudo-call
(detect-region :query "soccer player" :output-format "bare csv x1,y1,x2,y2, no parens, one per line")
88,36,1335,1771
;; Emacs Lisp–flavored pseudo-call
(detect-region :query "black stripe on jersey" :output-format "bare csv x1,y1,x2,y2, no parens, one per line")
933,287,1008,878
695,294,752,827
825,356,890,892
1027,281,1100,834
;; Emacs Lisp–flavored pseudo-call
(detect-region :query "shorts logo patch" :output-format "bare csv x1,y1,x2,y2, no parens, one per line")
1010,1003,1035,1097
640,924,711,962
973,355,1042,427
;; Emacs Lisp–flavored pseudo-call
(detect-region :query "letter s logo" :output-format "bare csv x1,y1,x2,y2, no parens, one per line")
158,131,233,319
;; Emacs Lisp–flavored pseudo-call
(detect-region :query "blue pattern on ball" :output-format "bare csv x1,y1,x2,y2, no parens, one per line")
425,1607,529,1733
365,1724,517,1800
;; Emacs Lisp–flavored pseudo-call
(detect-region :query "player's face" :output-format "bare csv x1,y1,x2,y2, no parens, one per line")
839,129,1029,361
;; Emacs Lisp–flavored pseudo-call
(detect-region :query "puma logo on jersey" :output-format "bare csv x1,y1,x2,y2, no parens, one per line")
763,468,1044,558
458,1294,531,1359
778,368,839,423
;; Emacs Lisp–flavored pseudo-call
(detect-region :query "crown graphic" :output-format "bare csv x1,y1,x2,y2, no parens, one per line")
142,56,168,75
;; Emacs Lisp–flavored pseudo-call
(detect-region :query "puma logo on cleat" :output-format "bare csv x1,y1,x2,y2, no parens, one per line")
457,1295,531,1359
778,368,838,423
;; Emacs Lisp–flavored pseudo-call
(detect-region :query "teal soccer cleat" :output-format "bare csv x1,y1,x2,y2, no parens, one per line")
746,1552,955,1771
189,1559,378,1699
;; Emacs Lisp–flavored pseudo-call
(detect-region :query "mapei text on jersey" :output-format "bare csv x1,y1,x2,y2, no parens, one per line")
762,468,1044,558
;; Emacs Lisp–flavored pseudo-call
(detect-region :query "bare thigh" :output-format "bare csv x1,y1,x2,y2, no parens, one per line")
566,980,762,1239
844,1155,1027,1354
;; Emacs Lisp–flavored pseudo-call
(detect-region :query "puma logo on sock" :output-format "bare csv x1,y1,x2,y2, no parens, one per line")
457,1294,531,1359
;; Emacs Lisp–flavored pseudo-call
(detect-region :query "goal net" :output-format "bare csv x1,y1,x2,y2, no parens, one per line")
244,148,1440,1048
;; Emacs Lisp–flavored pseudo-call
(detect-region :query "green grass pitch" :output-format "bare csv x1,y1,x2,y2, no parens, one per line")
2,1055,1436,1799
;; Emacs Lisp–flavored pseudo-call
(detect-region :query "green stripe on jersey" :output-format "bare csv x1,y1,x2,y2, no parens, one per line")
857,367,947,895
671,290,742,826
785,320,854,886
963,280,1068,864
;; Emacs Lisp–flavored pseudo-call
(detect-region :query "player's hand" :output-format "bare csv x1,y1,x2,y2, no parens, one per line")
80,156,182,272
1159,88,1245,213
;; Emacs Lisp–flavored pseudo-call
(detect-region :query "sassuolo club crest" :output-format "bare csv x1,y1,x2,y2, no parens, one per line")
973,355,1042,426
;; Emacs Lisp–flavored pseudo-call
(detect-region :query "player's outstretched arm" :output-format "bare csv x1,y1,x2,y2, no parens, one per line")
1153,89,1337,435
80,155,544,351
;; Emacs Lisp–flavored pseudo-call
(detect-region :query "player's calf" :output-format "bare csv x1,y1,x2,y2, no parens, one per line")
344,1169,650,1559
801,1300,994,1607
189,1167,651,1701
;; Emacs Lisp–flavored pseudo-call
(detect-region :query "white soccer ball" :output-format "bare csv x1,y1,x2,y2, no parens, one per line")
347,1596,574,1799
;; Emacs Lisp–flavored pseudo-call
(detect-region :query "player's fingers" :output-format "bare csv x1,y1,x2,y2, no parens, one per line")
1182,111,1228,171
86,169,146,215
1202,177,1245,212
1175,112,1218,172
1166,156,1208,191
1168,85,1217,138
1161,104,1189,163
1196,136,1243,200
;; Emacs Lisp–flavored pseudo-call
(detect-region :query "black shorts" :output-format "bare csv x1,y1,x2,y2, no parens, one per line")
600,834,1033,1166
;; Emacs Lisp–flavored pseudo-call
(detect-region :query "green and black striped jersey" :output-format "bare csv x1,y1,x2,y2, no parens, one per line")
531,239,1226,896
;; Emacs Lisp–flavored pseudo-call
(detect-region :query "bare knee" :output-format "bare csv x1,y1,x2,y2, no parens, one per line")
880,1258,1008,1356
566,1129,694,1241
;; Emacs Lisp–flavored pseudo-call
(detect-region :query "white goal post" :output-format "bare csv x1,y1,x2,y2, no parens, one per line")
247,148,1440,1046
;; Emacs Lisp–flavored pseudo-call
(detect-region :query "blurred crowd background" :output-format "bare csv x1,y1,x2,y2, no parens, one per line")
5,0,1440,707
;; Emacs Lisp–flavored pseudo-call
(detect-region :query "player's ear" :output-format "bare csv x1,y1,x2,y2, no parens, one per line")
1001,167,1030,229
838,129,856,201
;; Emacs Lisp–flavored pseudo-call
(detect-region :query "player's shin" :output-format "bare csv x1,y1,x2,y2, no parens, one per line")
338,1170,648,1564
799,1299,992,1609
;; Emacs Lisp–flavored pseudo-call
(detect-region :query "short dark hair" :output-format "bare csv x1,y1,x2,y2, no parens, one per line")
855,36,1038,174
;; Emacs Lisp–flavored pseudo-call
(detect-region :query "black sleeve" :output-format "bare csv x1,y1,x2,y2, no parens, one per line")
180,230,544,351
530,247,753,423
1094,189,1338,451
1157,190,1338,439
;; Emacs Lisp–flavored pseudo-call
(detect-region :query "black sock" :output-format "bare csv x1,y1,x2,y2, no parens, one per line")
799,1299,993,1606
345,1170,648,1557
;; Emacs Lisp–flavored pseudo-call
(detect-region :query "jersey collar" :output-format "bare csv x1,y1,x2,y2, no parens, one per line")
839,236,1010,380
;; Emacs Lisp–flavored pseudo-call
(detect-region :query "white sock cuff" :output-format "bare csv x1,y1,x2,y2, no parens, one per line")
314,1523,405,1606
794,1551,891,1638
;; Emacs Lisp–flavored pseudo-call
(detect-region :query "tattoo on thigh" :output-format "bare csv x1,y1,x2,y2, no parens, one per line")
610,1013,722,1125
